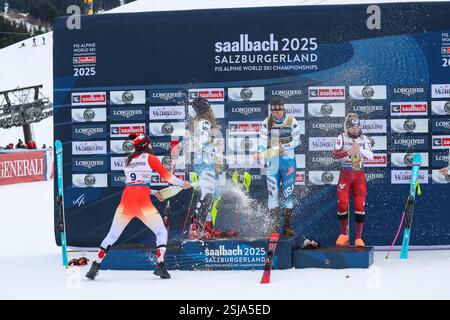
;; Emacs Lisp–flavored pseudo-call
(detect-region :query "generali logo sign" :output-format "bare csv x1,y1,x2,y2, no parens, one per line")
0,152,46,186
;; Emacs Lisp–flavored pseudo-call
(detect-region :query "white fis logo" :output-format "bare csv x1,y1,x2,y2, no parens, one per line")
73,194,86,208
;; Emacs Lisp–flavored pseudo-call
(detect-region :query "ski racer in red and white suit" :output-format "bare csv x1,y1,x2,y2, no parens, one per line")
333,113,374,247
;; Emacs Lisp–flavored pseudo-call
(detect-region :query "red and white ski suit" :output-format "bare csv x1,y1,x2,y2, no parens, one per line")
333,133,374,222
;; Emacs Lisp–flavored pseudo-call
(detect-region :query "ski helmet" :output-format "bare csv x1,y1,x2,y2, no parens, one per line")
270,98,285,111
192,97,210,115
344,113,362,139
129,133,151,151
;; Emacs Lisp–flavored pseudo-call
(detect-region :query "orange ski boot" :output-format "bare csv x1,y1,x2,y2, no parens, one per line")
336,234,350,247
355,238,365,247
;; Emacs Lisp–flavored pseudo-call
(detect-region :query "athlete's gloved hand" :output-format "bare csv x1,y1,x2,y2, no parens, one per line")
182,181,192,190
154,191,164,202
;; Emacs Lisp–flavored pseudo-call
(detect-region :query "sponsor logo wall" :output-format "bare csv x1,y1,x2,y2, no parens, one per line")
66,84,449,193
54,3,450,248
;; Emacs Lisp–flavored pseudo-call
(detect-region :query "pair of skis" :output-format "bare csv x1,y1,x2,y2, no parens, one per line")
55,140,68,267
260,232,280,284
386,153,422,259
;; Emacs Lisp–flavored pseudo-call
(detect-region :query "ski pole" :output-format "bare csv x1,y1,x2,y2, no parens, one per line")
180,172,198,242
386,210,406,259
232,171,240,232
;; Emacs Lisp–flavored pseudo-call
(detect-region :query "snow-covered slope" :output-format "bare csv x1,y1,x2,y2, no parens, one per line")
0,33,53,147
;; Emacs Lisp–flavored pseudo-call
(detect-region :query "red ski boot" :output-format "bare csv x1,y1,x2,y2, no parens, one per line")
188,222,202,240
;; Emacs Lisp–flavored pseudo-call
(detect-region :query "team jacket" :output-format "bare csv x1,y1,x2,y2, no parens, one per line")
333,133,374,170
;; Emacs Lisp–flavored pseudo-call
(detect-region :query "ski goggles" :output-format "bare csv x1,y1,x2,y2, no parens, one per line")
346,118,360,128
270,104,284,111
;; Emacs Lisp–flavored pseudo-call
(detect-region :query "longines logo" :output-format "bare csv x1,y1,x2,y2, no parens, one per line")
393,87,425,96
311,157,334,166
75,160,104,169
311,123,342,132
271,89,303,98
353,105,384,114
231,107,262,116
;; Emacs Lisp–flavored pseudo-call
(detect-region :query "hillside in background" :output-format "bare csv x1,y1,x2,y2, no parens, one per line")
0,0,136,49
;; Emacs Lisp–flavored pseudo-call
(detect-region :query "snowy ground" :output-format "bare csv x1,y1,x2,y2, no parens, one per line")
1,180,450,300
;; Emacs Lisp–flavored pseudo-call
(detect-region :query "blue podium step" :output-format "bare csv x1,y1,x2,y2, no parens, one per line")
293,246,374,269
101,236,300,271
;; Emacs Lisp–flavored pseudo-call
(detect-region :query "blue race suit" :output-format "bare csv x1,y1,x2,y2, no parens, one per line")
258,115,301,209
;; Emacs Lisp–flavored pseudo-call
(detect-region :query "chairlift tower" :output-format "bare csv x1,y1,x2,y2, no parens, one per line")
0,85,53,143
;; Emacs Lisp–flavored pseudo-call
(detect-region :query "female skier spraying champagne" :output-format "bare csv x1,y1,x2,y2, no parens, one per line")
188,97,236,239
86,133,191,280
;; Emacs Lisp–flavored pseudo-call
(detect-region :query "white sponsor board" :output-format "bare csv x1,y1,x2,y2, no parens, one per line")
227,136,259,153
111,157,126,171
367,136,387,151
349,85,387,100
432,135,450,149
72,141,107,155
149,106,186,120
72,174,108,188
110,140,135,154
308,86,346,100
360,119,387,134
308,171,340,185
390,119,429,134
432,170,450,184
284,104,305,118
363,153,387,167
308,103,345,117
391,153,429,167
431,100,450,115
390,102,428,116
110,123,146,138
228,121,262,135
309,137,336,151
295,171,306,185
71,108,107,122
228,87,265,101
189,88,225,101
149,122,185,136
432,84,450,98
295,154,306,169
227,154,264,169
71,92,107,106
110,90,146,105
391,170,429,184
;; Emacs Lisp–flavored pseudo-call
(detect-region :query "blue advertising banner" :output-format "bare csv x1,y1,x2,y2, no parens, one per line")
54,2,450,249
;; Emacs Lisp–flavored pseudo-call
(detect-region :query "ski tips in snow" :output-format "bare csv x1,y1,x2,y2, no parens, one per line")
260,232,280,284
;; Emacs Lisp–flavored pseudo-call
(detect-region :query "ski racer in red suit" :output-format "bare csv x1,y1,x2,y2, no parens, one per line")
85,133,191,280
333,113,374,247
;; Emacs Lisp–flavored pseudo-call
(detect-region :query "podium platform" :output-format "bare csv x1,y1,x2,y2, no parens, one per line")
293,246,374,269
101,235,301,271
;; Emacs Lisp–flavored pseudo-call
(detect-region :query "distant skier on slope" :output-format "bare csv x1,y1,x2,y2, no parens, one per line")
333,113,374,247
255,98,301,237
85,133,191,280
